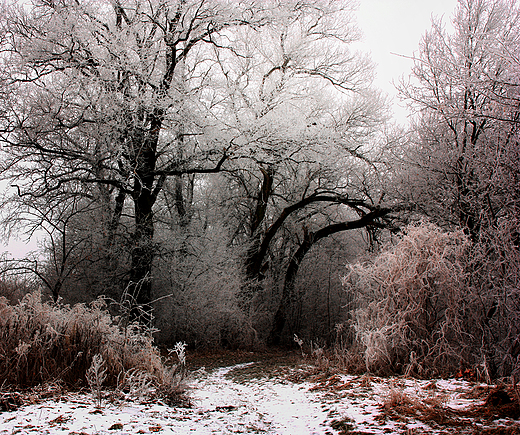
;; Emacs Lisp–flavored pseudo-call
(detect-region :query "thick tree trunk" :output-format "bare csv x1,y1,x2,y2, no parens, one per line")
128,188,155,324
239,167,274,307
127,119,160,324
244,166,274,280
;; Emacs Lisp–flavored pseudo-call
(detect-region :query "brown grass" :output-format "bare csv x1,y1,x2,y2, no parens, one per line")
0,292,185,404
378,385,462,427
378,382,520,432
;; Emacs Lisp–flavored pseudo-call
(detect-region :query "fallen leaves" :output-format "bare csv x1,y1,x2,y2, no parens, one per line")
1,359,520,435
49,414,69,425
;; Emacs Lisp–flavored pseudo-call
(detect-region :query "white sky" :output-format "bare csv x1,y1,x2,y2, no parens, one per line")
355,0,458,124
1,0,460,259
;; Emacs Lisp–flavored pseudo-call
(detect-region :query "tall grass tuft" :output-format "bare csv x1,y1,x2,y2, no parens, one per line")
0,291,184,399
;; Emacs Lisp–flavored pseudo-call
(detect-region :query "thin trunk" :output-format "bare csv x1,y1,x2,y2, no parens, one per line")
245,193,370,282
174,174,194,228
268,227,312,346
107,188,126,247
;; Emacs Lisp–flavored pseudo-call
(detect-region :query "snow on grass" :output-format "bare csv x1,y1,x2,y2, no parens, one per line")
1,361,519,434
0,361,338,435
189,362,337,434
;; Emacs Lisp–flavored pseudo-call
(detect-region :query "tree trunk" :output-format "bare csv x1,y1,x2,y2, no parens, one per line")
128,187,155,324
239,166,274,307
244,166,274,280
127,119,160,324
268,227,313,346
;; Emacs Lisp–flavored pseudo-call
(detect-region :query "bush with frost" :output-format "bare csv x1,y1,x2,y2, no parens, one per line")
344,221,470,376
467,218,520,379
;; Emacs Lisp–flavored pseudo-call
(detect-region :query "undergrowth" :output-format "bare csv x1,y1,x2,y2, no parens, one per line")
342,220,520,379
0,292,186,404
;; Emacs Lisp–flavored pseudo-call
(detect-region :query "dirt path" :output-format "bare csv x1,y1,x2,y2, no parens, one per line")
188,361,339,434
0,360,340,435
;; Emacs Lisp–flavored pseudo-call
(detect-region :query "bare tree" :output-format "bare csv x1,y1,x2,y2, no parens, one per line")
138,0,398,344
398,0,520,239
268,204,397,345
1,196,94,302
204,4,392,278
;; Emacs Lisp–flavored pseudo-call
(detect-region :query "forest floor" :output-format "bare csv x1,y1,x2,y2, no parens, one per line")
1,350,519,434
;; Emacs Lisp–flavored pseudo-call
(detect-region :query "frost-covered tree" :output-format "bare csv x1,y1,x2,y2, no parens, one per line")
397,0,520,376
399,0,520,239
0,0,398,342
0,0,323,319
202,3,400,344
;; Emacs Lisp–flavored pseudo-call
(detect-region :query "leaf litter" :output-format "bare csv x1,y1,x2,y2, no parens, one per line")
1,357,519,434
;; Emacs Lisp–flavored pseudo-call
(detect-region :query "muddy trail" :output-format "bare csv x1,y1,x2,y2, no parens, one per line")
1,351,520,434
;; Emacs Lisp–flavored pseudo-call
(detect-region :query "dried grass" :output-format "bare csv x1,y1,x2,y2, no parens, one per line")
378,383,459,427
344,218,520,379
0,292,185,402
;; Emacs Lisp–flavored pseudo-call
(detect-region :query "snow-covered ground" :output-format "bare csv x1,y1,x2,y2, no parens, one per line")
1,360,519,434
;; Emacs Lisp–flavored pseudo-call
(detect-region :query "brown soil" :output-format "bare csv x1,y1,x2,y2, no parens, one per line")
185,348,302,372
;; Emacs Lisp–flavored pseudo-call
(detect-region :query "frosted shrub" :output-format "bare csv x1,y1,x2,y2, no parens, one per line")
155,342,188,406
344,221,470,375
467,219,520,378
171,341,187,366
294,334,305,357
119,368,155,401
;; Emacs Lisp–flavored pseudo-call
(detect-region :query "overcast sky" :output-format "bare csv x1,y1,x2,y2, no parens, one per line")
355,0,458,123
1,0,460,258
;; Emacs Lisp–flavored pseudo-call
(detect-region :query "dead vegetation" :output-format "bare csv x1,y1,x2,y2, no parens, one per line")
377,383,464,427
376,382,520,433
285,347,520,435
0,292,187,406
342,221,520,380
